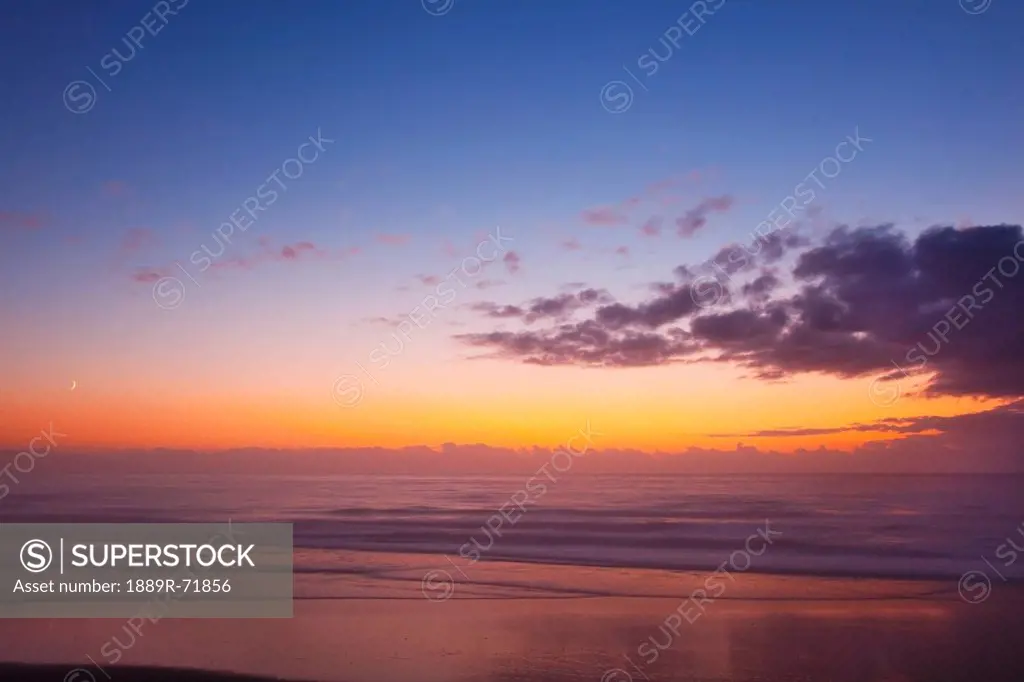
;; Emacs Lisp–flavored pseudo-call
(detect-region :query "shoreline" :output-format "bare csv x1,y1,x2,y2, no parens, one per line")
330,548,1024,584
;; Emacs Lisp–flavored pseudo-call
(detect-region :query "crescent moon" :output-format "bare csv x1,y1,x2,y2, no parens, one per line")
69,380,77,391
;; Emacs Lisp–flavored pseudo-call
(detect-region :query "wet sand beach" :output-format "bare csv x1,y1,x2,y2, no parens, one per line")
2,554,1021,682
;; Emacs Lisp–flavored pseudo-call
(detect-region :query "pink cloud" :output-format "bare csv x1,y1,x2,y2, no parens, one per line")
503,251,522,275
581,206,629,226
560,237,583,251
0,212,46,231
119,227,157,254
416,274,441,286
640,217,663,237
442,239,459,258
615,246,630,257
281,243,310,260
646,176,681,194
578,175,710,231
210,240,324,271
130,236,330,287
475,279,505,290
210,257,256,271
102,180,130,197
376,234,410,246
646,173,720,207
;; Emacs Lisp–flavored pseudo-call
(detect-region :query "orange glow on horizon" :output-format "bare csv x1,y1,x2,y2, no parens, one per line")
0,361,1004,453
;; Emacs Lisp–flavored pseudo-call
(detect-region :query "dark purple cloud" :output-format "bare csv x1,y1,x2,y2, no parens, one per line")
594,283,705,330
701,231,810,279
131,268,166,283
458,223,1024,400
468,288,613,325
675,195,735,237
710,400,1024,438
741,271,780,302
459,322,696,368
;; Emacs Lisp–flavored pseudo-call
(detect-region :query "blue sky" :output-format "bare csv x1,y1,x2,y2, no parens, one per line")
2,0,1023,452
4,1,1023,281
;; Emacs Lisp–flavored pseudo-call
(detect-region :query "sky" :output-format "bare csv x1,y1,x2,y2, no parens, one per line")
1,0,1023,469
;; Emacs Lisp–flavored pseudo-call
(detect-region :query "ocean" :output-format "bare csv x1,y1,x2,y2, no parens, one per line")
5,472,1022,585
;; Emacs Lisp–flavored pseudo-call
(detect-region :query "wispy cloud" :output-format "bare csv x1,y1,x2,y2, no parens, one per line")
0,211,46,231
675,195,735,237
581,174,712,231
119,227,158,255
279,241,322,260
131,268,167,283
468,302,526,319
101,180,130,197
639,216,663,237
129,238,337,284
581,206,629,226
376,233,410,246
469,288,613,324
646,176,683,194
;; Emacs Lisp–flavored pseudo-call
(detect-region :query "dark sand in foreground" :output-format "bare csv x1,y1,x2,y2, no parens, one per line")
1,664,287,682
